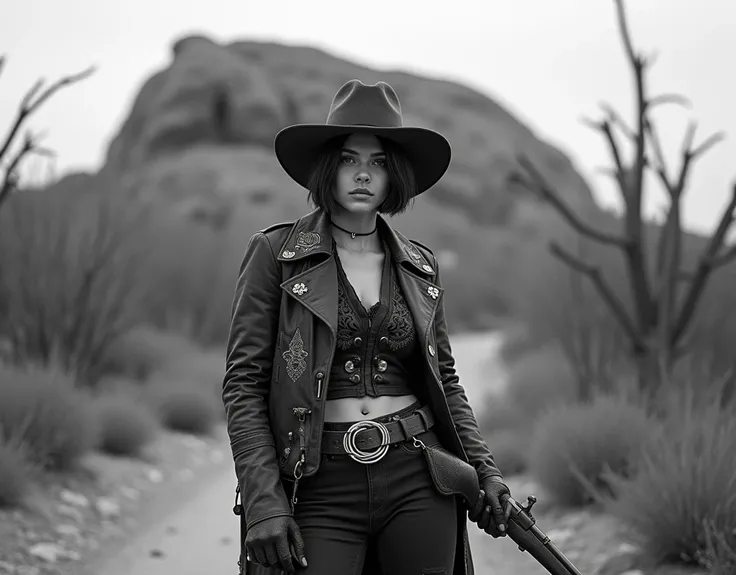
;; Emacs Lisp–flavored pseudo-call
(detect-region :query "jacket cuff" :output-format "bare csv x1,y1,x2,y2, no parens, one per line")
234,447,293,530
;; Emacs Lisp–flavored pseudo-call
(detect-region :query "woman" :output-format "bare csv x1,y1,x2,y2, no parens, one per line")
223,79,511,575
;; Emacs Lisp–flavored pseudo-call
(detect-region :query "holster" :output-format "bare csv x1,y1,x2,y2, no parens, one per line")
421,443,480,508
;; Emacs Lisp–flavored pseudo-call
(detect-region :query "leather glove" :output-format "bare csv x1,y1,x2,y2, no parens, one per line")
468,476,512,538
245,515,308,573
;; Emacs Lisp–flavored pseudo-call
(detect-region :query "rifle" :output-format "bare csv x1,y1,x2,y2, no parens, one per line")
504,494,585,575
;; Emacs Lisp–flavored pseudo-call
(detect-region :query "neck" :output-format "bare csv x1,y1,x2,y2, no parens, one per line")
330,211,381,252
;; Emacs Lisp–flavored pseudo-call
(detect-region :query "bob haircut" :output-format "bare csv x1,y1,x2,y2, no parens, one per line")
306,134,417,216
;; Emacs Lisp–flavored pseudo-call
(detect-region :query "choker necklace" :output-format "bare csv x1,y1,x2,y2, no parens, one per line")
330,220,377,239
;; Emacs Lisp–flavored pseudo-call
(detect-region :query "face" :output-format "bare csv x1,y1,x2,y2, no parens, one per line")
332,133,390,214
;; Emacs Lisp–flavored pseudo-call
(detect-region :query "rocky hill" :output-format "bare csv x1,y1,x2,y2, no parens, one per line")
104,35,598,230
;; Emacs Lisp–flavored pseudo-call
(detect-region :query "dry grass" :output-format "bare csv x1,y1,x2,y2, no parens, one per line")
0,433,38,508
602,384,736,572
528,394,656,507
0,363,99,471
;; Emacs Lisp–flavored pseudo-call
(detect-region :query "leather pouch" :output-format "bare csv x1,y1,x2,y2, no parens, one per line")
421,443,480,507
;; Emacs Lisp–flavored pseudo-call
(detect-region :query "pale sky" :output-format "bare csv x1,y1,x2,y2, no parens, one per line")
2,0,735,235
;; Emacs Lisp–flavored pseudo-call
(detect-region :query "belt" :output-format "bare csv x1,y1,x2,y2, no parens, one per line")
321,404,436,463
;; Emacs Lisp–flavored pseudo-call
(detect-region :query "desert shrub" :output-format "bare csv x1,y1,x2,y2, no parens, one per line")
0,178,151,386
93,392,159,457
144,380,222,436
487,429,531,476
96,328,167,382
0,433,38,508
601,384,736,571
504,345,578,418
528,394,656,507
0,364,99,470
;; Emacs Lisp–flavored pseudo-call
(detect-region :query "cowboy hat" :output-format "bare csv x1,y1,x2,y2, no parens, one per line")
274,79,451,195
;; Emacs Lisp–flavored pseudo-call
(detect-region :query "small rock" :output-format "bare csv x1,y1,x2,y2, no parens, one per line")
56,504,85,523
29,542,65,563
147,469,164,483
96,497,121,519
617,542,639,555
165,526,178,535
150,548,166,558
120,486,139,500
55,524,81,536
60,490,89,508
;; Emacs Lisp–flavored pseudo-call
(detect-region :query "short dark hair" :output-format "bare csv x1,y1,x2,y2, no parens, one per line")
306,134,417,216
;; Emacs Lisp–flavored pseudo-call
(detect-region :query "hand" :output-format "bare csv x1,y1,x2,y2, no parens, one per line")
245,515,307,573
468,477,512,538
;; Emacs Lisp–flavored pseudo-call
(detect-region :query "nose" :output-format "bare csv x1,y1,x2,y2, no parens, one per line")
355,171,371,185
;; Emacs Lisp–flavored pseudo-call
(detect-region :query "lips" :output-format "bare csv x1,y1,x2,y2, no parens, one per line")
349,188,373,196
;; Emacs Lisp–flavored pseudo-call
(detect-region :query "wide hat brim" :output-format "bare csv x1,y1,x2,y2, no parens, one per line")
274,124,452,196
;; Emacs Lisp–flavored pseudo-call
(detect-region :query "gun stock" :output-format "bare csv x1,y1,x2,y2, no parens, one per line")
505,495,585,575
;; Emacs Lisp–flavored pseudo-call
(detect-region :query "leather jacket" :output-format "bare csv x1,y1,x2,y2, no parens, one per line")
223,208,503,575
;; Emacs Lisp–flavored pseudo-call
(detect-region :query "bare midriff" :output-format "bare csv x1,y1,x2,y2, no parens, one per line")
324,394,419,422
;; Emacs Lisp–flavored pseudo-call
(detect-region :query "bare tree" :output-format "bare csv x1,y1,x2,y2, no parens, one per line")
511,0,736,397
0,55,95,208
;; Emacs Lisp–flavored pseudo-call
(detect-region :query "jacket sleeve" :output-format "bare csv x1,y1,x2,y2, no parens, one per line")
431,255,504,483
222,231,292,530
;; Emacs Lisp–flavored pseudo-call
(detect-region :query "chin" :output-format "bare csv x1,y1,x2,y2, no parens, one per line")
337,201,380,214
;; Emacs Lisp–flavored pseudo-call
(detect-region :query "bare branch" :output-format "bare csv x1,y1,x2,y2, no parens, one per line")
672,182,736,345
0,133,54,208
550,241,644,348
614,0,639,69
709,243,736,268
644,119,670,190
599,102,637,143
692,130,726,159
0,64,95,161
514,155,631,248
648,93,692,110
600,121,626,184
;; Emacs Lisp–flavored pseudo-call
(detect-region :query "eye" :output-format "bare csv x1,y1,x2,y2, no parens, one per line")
373,158,387,167
340,156,355,164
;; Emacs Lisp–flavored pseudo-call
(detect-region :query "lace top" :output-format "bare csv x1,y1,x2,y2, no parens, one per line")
326,240,421,399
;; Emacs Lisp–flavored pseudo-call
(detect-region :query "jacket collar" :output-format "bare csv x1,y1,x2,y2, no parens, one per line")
276,208,435,276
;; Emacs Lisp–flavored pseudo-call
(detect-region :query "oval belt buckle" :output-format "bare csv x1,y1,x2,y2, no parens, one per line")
343,420,391,464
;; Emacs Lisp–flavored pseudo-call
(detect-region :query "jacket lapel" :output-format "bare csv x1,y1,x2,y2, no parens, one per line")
278,209,338,335
280,258,338,336
275,209,443,344
378,217,444,349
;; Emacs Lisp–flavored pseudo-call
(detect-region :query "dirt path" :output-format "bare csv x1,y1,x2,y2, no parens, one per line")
91,330,548,575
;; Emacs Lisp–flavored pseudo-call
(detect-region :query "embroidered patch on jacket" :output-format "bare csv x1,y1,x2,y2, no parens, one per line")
405,243,423,262
282,328,309,382
295,231,321,253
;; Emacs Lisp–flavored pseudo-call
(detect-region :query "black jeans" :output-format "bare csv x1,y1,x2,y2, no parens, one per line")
286,402,457,575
